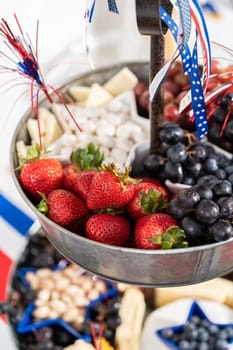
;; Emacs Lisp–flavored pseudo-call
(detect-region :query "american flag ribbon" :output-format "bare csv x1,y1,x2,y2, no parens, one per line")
86,0,119,23
150,0,211,140
107,0,119,13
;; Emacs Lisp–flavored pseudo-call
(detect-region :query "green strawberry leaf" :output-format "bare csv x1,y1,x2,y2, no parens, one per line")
71,142,105,170
150,226,189,249
140,189,168,214
36,192,48,215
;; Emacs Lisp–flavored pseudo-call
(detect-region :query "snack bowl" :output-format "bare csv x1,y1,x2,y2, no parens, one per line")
10,62,233,287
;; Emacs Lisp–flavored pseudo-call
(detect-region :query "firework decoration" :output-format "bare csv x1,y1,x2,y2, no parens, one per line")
150,0,212,140
0,15,81,149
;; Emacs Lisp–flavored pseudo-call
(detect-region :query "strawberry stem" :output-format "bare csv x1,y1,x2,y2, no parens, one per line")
140,188,168,214
150,226,189,249
36,192,48,215
71,142,104,170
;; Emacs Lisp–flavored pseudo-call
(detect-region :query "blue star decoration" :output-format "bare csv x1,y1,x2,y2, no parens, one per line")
156,301,233,350
16,265,118,342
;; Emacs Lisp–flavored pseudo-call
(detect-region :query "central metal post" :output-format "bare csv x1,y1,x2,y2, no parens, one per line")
136,0,172,153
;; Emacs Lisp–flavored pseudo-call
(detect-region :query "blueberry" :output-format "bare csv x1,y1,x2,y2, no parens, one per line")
178,340,191,350
225,165,233,175
228,173,233,185
217,196,233,219
180,215,204,245
198,328,210,342
217,329,229,340
182,172,196,186
214,169,226,180
198,341,209,350
208,324,219,335
209,219,233,242
195,185,213,200
215,339,229,350
161,328,174,339
178,188,200,209
197,175,219,188
203,157,219,173
168,198,187,219
212,180,232,197
195,199,220,224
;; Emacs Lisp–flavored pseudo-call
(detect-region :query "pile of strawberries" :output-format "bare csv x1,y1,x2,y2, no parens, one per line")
18,143,188,250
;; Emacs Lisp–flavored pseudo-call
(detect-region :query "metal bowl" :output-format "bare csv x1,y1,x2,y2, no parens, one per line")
10,62,233,287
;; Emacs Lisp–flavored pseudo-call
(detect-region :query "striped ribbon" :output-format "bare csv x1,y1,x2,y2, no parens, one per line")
150,0,211,140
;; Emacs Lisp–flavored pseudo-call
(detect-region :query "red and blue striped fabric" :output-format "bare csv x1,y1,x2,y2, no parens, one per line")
0,193,36,348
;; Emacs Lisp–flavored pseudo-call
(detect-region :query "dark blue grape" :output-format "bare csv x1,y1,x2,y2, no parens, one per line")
167,142,188,163
189,144,208,161
144,153,165,173
159,123,185,145
165,161,183,183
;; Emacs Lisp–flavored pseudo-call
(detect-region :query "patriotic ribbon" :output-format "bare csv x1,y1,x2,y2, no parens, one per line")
86,0,119,23
150,0,211,140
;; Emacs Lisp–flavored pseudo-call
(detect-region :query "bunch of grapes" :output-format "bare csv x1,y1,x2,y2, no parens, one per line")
144,122,233,187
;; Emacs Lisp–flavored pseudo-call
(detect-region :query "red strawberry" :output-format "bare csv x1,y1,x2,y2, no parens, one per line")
63,164,79,192
19,158,63,200
141,177,169,199
63,142,104,192
87,164,136,210
44,189,89,228
86,213,130,246
126,182,168,219
135,213,188,249
73,170,97,200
